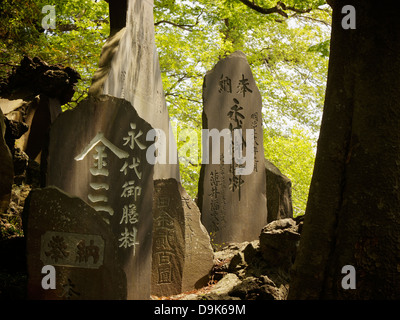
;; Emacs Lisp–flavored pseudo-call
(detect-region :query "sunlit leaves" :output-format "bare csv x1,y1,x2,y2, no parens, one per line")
0,0,109,107
264,127,316,216
1,0,332,214
154,0,331,209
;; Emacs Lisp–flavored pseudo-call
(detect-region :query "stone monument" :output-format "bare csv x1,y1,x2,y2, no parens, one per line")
89,0,214,296
90,0,179,180
198,50,268,244
151,179,214,296
45,95,154,299
24,187,126,300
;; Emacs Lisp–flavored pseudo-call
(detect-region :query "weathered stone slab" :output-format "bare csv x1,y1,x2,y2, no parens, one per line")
151,179,214,296
151,179,185,296
23,186,126,300
198,50,268,244
265,159,293,222
45,95,154,299
179,183,214,292
90,0,179,181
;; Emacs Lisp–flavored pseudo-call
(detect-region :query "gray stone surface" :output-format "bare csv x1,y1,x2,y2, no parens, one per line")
198,50,267,244
90,0,179,181
179,182,214,292
45,95,154,299
151,179,214,296
265,159,293,222
152,179,185,296
23,187,126,300
259,218,300,270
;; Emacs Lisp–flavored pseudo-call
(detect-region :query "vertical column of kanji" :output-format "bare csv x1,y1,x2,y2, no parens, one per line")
117,119,154,300
199,51,267,244
151,179,185,297
45,96,155,299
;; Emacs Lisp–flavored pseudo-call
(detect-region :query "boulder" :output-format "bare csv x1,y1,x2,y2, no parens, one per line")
0,56,81,163
229,275,287,300
157,217,303,300
259,218,301,270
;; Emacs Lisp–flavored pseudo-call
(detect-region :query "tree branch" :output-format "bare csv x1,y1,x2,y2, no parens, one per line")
56,19,108,32
238,0,314,18
295,14,331,27
155,8,204,31
164,92,202,105
0,62,19,67
154,20,196,31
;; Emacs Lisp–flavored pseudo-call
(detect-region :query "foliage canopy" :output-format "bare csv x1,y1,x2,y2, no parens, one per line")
0,0,331,216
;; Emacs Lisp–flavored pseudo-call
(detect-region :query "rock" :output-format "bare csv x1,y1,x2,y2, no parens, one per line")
0,56,80,105
199,273,242,300
228,251,246,273
3,117,29,153
259,218,301,270
179,183,214,292
90,0,179,181
0,56,81,164
212,242,251,280
12,148,29,185
229,276,284,300
265,159,293,222
157,218,302,300
198,50,268,245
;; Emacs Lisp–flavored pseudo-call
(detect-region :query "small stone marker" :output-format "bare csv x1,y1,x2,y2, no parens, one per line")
24,186,126,300
151,179,185,296
44,95,154,299
151,179,214,296
198,50,268,244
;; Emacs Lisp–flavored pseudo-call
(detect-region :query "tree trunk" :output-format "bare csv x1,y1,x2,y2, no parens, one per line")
289,0,400,299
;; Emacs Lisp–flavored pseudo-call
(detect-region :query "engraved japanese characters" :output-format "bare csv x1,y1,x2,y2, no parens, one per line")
198,51,268,244
45,95,154,299
151,179,214,297
24,187,126,300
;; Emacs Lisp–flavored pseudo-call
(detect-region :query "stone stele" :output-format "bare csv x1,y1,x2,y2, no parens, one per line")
89,0,179,181
23,186,126,300
198,50,268,244
151,179,214,297
44,95,154,299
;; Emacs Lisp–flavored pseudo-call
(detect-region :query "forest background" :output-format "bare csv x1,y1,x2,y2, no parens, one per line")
0,0,332,216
